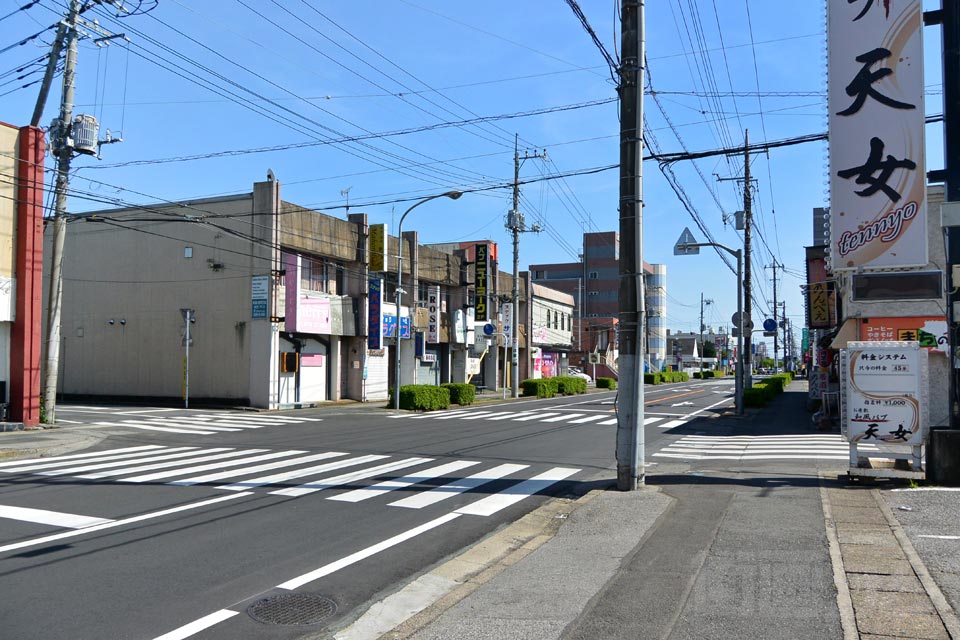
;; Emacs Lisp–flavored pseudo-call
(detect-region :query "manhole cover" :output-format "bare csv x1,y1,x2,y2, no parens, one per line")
247,593,337,626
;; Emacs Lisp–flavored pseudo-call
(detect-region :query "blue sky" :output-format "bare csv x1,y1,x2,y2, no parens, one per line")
0,0,947,356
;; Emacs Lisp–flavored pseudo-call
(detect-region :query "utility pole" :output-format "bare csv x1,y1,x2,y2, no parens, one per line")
699,292,712,371
716,131,755,389
42,0,81,424
38,1,125,423
769,260,778,373
616,0,645,491
508,133,544,398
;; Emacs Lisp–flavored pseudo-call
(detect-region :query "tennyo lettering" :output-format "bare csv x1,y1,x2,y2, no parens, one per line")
837,201,918,256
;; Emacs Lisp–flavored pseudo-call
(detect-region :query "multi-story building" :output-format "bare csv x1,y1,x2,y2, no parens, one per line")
42,180,573,408
530,231,666,374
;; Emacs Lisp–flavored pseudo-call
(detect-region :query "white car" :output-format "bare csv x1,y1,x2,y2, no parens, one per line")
567,367,592,383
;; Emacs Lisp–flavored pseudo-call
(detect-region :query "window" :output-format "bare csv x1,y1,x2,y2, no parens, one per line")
553,310,559,329
561,314,565,331
851,272,942,301
301,258,327,292
588,271,599,279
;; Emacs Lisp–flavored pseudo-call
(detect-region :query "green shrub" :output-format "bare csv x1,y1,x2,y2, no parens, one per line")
522,378,558,398
760,376,786,393
644,373,662,385
597,377,617,390
555,376,587,395
692,372,702,380
442,383,475,406
744,386,774,407
392,385,450,411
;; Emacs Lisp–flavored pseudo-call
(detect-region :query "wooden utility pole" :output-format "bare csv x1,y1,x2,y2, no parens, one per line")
616,0,645,491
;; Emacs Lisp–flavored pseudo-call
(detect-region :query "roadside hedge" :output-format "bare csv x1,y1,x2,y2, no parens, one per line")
442,383,475,406
522,378,558,398
644,373,662,385
392,385,451,411
555,376,587,395
597,377,617,390
743,372,794,407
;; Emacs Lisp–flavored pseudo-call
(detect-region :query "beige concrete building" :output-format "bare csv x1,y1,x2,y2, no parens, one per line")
43,179,574,407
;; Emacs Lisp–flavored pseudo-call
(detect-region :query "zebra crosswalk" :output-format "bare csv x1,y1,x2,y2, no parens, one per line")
0,446,580,517
388,409,689,429
653,433,877,462
86,413,314,436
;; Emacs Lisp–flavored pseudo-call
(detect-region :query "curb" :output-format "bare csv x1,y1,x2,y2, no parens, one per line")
818,478,860,640
874,489,960,638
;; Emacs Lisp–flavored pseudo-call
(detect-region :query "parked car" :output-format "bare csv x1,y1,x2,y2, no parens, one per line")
567,367,592,383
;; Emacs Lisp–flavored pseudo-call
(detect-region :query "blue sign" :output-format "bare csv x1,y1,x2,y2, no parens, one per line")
251,300,268,319
763,318,777,332
482,323,496,336
383,315,411,339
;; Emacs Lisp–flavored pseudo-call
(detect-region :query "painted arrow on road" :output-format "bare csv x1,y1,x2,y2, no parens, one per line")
671,401,694,407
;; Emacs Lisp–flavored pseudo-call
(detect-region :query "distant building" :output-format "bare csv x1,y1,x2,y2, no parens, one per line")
529,231,667,376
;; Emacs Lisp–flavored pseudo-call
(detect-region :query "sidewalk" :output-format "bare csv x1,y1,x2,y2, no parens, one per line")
336,383,960,640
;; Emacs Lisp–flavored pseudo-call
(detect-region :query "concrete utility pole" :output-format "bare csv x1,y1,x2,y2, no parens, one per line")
742,131,754,388
769,260,778,372
616,0,645,491
42,0,81,423
507,134,544,398
699,292,712,371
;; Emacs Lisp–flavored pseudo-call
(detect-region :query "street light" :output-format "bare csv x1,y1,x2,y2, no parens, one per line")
675,237,744,416
394,190,463,410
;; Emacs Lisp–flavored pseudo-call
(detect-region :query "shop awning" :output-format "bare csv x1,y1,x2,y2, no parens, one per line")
829,317,860,350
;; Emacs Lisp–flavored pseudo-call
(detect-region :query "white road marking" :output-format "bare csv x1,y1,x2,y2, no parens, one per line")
389,463,528,510
0,505,113,529
542,413,584,422
277,513,461,591
121,450,309,484
569,415,607,424
513,412,560,421
328,460,482,503
39,448,218,476
152,609,239,640
461,412,510,420
171,451,350,486
454,467,581,517
917,535,960,540
486,412,534,421
94,422,218,435
0,492,253,555
270,458,434,497
123,420,241,433
657,420,687,430
79,449,268,479
599,418,619,425
0,447,176,473
0,445,163,470
216,454,381,491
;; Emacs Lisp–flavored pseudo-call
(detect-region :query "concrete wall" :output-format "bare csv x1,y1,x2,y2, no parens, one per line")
43,191,269,403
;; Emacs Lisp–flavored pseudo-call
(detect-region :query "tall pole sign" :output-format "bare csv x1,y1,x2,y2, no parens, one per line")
475,244,490,322
828,0,926,270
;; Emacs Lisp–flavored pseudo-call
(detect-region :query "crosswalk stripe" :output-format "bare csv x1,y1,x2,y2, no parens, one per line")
270,457,434,497
0,445,163,470
328,460,482,503
120,450,309,484
0,447,177,473
433,411,481,420
0,505,113,529
569,415,607,424
486,412,533,421
38,448,218,476
657,420,687,430
460,412,506,420
542,413,583,422
215,454,381,491
513,412,559,421
205,414,310,423
97,422,219,435
645,417,664,425
599,418,619,425
454,467,581,517
78,449,269,479
389,463,528,510
123,420,242,433
171,451,350,487
153,418,267,430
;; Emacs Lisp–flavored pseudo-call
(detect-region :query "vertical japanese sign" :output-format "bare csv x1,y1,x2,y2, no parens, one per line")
501,299,513,342
840,341,927,445
828,0,926,270
368,277,383,350
369,223,388,272
475,243,490,322
427,285,440,343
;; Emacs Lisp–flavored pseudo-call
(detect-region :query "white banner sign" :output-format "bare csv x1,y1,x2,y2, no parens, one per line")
840,341,927,445
501,301,513,341
427,285,440,344
828,0,926,270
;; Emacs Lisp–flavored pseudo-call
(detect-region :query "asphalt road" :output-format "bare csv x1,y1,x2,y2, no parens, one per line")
0,379,741,639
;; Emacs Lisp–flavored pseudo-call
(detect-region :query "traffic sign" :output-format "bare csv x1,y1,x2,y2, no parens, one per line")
763,318,776,332
673,227,699,255
743,319,754,333
482,323,496,336
731,312,741,327
763,330,777,337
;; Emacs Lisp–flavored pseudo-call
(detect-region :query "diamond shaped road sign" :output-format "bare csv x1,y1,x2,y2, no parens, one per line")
673,227,699,255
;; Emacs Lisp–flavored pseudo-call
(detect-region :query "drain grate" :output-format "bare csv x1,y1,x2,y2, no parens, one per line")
247,593,337,626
